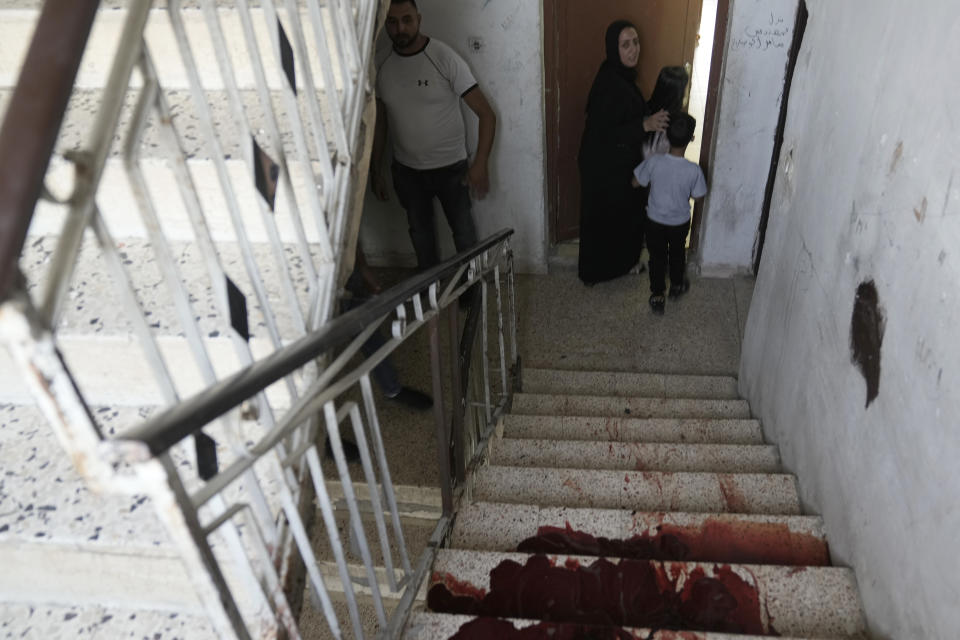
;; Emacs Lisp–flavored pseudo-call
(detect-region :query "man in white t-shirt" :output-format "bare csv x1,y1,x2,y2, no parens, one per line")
632,113,707,315
371,0,497,270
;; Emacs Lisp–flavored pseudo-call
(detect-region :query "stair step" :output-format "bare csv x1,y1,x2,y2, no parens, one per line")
489,438,781,473
0,602,216,640
450,502,829,567
0,8,345,93
18,236,311,340
522,368,740,399
427,549,866,638
27,158,329,244
503,414,764,445
403,611,821,640
512,393,751,419
472,466,800,514
0,405,171,548
0,541,195,613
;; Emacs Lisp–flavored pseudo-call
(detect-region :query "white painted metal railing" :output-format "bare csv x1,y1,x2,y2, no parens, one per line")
0,1,521,638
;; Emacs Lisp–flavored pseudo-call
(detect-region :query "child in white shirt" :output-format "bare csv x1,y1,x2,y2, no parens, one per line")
632,113,707,315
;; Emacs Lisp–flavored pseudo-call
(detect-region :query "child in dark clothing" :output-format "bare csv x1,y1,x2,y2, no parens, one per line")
631,113,707,315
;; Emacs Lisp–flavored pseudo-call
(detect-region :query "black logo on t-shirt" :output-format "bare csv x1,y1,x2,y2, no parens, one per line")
418,79,429,86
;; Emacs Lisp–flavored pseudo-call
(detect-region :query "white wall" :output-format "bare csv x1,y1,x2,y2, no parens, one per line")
359,0,547,273
741,1,960,637
698,0,797,275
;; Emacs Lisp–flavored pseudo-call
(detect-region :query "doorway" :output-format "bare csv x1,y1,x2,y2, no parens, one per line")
544,0,720,245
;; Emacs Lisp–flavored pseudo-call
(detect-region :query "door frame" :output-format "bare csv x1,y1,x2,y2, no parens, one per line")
544,0,561,244
688,0,730,259
543,0,732,249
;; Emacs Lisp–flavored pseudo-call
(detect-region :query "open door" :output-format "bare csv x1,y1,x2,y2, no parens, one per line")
545,0,705,244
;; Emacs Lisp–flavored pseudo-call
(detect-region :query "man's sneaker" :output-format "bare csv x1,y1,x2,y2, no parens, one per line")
387,386,433,411
325,437,361,463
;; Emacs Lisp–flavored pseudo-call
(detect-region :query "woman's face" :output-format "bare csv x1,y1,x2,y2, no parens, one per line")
618,27,640,69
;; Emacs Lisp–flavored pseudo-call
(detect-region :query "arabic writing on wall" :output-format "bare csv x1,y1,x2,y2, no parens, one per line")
732,11,791,52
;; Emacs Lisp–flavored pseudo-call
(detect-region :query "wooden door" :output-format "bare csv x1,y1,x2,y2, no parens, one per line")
546,0,704,243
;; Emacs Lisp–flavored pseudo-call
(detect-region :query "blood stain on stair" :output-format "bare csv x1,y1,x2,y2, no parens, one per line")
446,617,637,639
430,572,487,601
428,555,777,635
716,475,748,512
517,520,828,566
602,417,620,441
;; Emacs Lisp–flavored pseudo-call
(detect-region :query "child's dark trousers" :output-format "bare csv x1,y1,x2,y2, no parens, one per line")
646,219,690,294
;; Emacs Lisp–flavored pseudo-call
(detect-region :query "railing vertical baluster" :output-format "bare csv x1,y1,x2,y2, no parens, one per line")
303,444,365,640
322,401,388,626
359,374,413,577
494,265,509,399
448,303,466,483
345,402,400,592
507,246,520,371
277,484,344,639
290,0,349,161
479,259,493,424
428,314,454,516
39,1,152,326
145,456,250,640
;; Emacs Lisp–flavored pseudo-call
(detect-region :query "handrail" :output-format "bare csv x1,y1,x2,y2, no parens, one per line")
118,228,513,456
0,1,100,302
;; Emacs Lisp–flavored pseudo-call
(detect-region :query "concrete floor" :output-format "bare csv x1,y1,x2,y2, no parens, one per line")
516,271,753,376
299,269,755,638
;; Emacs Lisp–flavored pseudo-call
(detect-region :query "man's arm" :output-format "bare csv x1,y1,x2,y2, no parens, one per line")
370,99,389,201
462,87,496,199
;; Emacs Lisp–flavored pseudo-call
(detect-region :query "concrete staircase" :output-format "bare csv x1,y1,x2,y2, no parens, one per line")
402,368,868,639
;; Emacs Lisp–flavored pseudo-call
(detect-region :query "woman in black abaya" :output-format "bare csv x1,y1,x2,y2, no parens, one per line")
577,20,669,285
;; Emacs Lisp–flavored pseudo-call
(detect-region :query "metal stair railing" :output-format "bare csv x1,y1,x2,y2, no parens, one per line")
0,1,521,638
3,226,520,638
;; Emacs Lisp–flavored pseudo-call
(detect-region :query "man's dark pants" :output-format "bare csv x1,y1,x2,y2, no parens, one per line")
391,159,478,270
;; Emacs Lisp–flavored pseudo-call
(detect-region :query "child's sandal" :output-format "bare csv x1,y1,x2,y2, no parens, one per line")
649,293,665,315
668,280,690,300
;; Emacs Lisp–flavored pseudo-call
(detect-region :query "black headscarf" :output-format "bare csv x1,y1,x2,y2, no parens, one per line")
603,20,639,83
586,20,640,113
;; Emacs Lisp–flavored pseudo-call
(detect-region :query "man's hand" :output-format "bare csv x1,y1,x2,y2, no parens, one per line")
462,88,496,200
465,161,490,199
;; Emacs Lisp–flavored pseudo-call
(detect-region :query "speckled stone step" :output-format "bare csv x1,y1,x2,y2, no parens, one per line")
0,602,215,640
450,502,829,567
522,368,740,399
0,8,345,93
503,414,764,445
18,236,315,340
511,393,752,419
0,405,171,549
3,235,323,406
427,549,866,638
402,611,822,640
472,466,800,514
0,403,298,626
489,438,781,473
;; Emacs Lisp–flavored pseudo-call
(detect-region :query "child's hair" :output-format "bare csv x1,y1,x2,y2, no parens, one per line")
648,66,689,114
666,113,697,147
